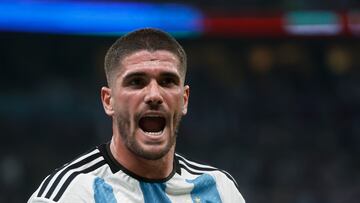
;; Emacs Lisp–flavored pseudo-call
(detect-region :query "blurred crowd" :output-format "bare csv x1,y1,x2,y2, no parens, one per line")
1,34,360,203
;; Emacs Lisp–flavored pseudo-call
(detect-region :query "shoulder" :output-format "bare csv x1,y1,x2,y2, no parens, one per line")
175,153,238,186
29,147,109,203
175,153,246,203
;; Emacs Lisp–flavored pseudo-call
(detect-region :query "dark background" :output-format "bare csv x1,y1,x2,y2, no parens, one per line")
1,1,360,203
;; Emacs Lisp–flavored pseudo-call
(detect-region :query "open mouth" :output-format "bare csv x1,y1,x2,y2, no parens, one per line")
139,115,166,135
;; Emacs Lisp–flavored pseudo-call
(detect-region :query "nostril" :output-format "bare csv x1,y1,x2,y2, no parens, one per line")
144,86,163,105
145,98,163,106
145,97,163,110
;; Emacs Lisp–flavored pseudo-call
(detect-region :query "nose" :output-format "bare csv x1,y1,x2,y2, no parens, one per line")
144,80,163,107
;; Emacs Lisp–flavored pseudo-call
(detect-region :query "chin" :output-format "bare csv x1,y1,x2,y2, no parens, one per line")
137,148,171,160
127,136,174,160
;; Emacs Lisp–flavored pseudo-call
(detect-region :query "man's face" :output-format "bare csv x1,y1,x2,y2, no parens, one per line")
104,50,189,160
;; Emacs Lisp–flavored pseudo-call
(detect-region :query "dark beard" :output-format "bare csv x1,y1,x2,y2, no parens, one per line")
115,111,182,160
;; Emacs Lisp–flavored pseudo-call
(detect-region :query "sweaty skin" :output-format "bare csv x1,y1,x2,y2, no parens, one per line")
101,50,189,179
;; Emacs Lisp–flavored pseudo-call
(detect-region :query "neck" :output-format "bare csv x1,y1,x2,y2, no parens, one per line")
110,135,175,180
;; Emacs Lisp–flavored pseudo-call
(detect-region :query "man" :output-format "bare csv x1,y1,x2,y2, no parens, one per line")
28,28,245,203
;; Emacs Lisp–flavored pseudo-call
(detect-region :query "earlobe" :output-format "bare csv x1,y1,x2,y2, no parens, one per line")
101,87,114,116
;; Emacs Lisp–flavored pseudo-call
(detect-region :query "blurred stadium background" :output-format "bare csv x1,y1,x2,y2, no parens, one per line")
1,0,360,202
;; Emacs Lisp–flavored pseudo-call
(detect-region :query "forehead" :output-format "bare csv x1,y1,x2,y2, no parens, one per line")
123,50,179,63
120,50,180,74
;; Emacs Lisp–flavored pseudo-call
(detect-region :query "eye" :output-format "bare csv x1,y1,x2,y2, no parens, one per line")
130,78,142,85
125,77,147,88
160,77,177,87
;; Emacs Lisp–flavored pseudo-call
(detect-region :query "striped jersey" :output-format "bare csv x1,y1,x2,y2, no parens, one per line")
28,143,245,203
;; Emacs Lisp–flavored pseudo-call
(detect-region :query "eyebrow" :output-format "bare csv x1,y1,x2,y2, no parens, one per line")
159,71,180,79
122,72,147,80
122,71,180,80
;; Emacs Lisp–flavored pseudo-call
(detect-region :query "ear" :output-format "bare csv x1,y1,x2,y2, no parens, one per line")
182,85,190,115
101,86,114,116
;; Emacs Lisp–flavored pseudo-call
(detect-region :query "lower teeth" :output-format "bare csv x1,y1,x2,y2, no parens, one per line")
144,130,163,135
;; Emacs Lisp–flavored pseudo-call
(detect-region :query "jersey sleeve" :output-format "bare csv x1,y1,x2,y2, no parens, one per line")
27,174,95,203
27,191,56,203
212,171,246,203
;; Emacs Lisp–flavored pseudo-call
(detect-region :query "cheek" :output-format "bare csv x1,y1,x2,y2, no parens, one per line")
113,93,131,111
115,92,144,114
166,92,184,109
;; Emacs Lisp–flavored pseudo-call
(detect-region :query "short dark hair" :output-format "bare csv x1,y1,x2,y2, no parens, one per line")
104,28,187,85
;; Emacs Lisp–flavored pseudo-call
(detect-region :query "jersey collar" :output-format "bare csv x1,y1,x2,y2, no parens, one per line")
97,142,181,183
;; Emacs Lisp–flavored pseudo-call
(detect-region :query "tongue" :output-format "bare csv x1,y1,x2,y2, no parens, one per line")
139,117,165,132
